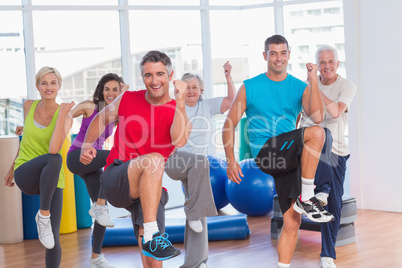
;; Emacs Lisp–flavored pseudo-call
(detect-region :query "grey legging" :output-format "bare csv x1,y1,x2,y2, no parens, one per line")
14,153,64,268
66,149,110,254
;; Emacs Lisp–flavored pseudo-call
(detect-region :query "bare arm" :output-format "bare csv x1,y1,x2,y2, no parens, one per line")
302,63,324,124
220,61,236,113
222,84,247,184
48,102,75,154
80,93,122,164
69,100,96,119
320,91,348,119
171,80,192,148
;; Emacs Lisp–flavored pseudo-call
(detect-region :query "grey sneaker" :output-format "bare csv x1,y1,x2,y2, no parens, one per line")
188,220,203,233
89,203,114,227
89,253,115,268
320,257,337,268
35,211,55,249
293,197,334,223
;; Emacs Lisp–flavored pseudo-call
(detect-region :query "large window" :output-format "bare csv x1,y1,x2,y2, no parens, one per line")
0,11,26,135
284,0,345,79
128,0,199,5
129,10,202,92
33,10,121,105
209,7,275,155
0,0,20,4
210,0,273,5
32,0,117,5
0,0,346,141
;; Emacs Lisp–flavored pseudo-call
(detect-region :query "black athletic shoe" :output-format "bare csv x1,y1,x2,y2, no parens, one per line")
293,197,334,223
141,232,181,261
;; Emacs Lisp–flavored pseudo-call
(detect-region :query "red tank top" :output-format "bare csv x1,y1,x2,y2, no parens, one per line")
105,90,176,168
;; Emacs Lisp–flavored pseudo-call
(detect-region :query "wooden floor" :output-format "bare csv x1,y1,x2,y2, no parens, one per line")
1,206,402,268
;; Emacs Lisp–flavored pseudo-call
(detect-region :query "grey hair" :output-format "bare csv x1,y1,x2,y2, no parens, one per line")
316,45,339,64
181,72,205,96
140,50,173,76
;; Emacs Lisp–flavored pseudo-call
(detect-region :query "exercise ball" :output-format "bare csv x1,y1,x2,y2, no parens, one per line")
207,155,230,210
225,158,275,216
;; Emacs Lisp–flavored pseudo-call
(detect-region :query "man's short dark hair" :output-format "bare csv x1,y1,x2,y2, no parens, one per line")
264,35,289,53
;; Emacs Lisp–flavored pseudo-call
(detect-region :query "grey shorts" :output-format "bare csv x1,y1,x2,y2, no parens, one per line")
101,159,169,239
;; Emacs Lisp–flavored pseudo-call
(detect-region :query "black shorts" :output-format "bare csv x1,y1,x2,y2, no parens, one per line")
255,128,305,214
101,159,169,239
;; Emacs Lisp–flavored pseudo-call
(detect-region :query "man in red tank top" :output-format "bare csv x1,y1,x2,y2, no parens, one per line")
80,51,191,266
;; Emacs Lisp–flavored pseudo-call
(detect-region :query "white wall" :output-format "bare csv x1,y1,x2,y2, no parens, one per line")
344,0,402,212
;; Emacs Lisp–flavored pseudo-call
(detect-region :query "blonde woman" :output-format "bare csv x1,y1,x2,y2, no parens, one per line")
4,66,74,267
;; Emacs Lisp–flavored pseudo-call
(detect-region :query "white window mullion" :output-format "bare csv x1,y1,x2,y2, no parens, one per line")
274,0,284,35
200,0,213,100
21,0,36,99
118,0,133,88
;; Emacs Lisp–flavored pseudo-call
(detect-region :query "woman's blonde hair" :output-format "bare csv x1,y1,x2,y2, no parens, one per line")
35,66,62,87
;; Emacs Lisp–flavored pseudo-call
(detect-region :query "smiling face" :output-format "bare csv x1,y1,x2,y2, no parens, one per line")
317,50,339,85
264,43,290,77
103,80,121,105
185,77,202,107
141,61,173,104
36,73,61,100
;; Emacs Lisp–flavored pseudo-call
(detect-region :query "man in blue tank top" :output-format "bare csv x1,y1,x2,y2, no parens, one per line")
222,35,334,268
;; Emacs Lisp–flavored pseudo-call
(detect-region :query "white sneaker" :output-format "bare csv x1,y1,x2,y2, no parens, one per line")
188,220,203,233
199,262,207,268
89,203,114,227
293,197,334,223
320,257,337,268
90,254,115,268
35,211,55,249
316,192,329,206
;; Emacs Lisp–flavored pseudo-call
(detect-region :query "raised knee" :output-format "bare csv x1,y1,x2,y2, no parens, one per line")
309,126,325,145
143,153,165,177
47,153,63,167
147,152,164,162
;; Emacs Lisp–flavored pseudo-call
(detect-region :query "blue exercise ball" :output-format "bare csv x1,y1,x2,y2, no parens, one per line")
225,158,275,216
207,155,230,210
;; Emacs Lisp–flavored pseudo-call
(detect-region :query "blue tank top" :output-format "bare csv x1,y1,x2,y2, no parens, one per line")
244,73,307,157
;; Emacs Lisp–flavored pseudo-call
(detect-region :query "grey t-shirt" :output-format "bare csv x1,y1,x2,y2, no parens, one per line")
178,97,224,155
300,75,356,156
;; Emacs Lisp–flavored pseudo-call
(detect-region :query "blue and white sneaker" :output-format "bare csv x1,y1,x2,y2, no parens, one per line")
142,232,181,261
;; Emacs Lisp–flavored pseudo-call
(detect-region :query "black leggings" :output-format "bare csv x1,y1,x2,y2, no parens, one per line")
66,149,110,254
14,154,64,268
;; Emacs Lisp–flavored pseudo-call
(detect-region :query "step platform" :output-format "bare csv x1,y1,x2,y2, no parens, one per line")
270,195,357,246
